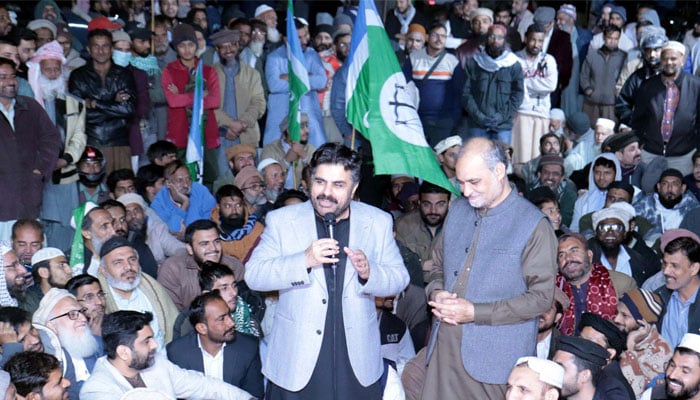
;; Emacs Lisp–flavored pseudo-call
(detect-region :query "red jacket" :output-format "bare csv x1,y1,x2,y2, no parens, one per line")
162,59,221,149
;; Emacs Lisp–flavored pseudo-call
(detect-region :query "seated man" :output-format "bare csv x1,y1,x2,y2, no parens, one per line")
614,288,671,397
212,143,257,194
158,219,245,310
578,313,635,400
146,140,178,167
135,164,165,204
4,352,71,400
32,288,103,398
433,135,462,191
166,291,263,398
65,274,106,337
98,237,179,350
527,154,577,227
553,336,611,400
117,193,186,266
151,160,216,236
520,133,566,188
261,113,316,191
506,357,564,400
635,169,700,244
0,245,29,307
106,169,138,199
69,203,116,276
212,185,264,262
571,153,621,232
589,204,660,286
233,166,272,222
79,311,254,399
536,287,569,359
21,248,73,314
258,158,285,203
0,307,44,367
640,333,700,399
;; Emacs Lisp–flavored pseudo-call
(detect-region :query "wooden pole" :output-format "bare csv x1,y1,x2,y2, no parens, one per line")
151,0,155,55
350,127,356,151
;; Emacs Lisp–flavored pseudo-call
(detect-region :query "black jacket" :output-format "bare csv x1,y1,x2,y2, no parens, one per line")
588,239,660,287
630,72,700,157
68,63,135,147
615,63,660,125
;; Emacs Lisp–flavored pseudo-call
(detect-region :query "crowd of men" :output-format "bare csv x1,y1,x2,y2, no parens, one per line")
3,0,700,399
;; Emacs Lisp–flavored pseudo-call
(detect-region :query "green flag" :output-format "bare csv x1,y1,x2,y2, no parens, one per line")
346,0,458,195
286,0,309,142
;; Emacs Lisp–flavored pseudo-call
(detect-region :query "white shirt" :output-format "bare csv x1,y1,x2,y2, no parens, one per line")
109,285,165,352
536,331,552,359
197,335,226,381
601,245,632,278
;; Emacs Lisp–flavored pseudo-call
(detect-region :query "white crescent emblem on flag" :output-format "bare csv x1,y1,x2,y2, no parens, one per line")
379,72,427,147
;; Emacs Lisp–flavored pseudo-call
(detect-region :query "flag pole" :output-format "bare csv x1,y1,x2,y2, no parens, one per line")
350,127,356,151
150,0,155,55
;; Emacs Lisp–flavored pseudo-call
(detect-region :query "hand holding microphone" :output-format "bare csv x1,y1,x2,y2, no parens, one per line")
303,213,339,268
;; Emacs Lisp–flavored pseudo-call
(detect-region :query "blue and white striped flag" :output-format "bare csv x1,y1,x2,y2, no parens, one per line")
286,0,309,142
186,59,205,182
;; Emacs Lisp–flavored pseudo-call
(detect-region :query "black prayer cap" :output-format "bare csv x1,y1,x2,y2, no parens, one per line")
578,312,627,355
100,237,134,259
555,336,609,367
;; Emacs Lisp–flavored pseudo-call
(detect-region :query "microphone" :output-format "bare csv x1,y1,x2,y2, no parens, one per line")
324,213,337,271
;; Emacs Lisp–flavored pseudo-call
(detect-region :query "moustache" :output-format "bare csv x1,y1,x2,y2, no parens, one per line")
316,194,338,204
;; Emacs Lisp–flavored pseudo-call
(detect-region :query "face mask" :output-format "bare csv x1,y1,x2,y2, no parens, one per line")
112,50,132,67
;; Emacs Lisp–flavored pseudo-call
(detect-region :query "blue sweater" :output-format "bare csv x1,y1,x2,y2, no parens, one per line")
151,183,216,232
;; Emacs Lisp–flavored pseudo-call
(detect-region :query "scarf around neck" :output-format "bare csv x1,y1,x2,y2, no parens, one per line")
473,49,519,73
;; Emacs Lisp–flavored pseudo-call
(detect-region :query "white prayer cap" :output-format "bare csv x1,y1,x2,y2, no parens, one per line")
117,193,148,210
595,118,616,131
70,202,98,229
254,4,274,18
31,247,65,267
592,205,633,232
514,357,565,389
662,40,686,56
32,288,76,325
679,333,700,353
434,135,463,155
257,158,281,173
549,108,565,120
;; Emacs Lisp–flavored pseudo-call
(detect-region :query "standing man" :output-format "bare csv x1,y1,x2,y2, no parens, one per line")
631,41,700,176
246,143,409,398
463,24,524,144
423,138,558,398
68,29,136,174
511,23,558,169
403,21,464,146
0,56,60,241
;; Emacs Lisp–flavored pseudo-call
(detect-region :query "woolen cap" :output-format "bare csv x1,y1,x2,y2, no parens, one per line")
279,112,309,133
592,205,632,232
28,19,57,36
557,4,577,21
660,229,700,253
555,335,609,367
567,112,590,136
32,288,75,325
515,357,565,389
549,108,565,120
534,7,556,24
471,8,493,22
234,166,263,189
578,312,627,354
99,237,134,259
619,289,663,323
407,23,427,39
210,29,241,46
538,154,564,168
171,23,198,48
225,143,256,162
606,132,639,153
87,16,121,32
112,30,131,44
610,6,627,23
31,247,65,267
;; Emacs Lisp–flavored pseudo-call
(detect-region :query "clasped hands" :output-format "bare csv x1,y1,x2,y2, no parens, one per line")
428,290,475,325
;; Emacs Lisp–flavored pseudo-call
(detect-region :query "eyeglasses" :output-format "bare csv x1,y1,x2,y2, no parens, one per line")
49,308,87,321
242,183,265,191
77,291,105,303
597,223,624,233
429,33,447,40
487,34,506,40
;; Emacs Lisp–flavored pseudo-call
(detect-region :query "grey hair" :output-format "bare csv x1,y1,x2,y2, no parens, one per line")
458,138,508,171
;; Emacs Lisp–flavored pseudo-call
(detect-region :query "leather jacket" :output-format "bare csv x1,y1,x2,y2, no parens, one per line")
68,63,135,147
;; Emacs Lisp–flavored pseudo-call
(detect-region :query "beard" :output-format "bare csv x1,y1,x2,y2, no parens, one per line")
105,270,141,292
249,40,264,57
316,44,332,53
420,212,445,228
220,214,246,232
57,326,100,358
90,234,110,257
666,377,700,400
486,44,505,58
245,191,268,206
660,194,683,209
264,188,280,203
127,218,147,236
267,26,281,43
130,347,156,370
39,74,66,101
7,278,26,301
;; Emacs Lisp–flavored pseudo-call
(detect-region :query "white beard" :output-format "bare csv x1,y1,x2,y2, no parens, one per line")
249,40,264,58
267,26,281,43
57,326,100,359
105,271,142,293
39,74,66,101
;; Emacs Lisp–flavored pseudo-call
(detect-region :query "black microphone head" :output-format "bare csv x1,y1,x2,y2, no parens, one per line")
324,213,337,226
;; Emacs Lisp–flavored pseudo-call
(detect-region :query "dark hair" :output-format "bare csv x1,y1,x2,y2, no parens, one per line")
693,149,700,164
593,157,616,173
164,159,187,179
188,289,225,327
532,195,559,209
272,189,309,209
102,311,153,359
676,347,700,366
664,237,700,263
493,2,512,15
88,28,113,43
100,199,126,214
230,18,250,31
4,352,60,397
603,24,622,36
31,259,51,283
215,184,244,204
199,261,235,291
82,206,107,231
185,219,219,245
419,181,451,199
147,140,178,164
606,181,634,200
558,232,590,252
309,143,362,185
539,133,565,154
0,56,15,70
136,164,164,195
526,22,547,36
154,15,173,29
508,173,527,195
65,274,101,296
333,32,350,44
427,21,447,34
106,169,136,193
15,28,38,43
250,18,267,32
571,354,603,383
0,307,31,332
11,219,44,239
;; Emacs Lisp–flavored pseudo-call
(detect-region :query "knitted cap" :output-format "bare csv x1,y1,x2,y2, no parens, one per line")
171,23,197,48
619,289,663,323
533,7,556,24
567,112,590,136
234,166,263,189
225,143,256,163
471,8,493,22
28,19,57,36
557,4,577,21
